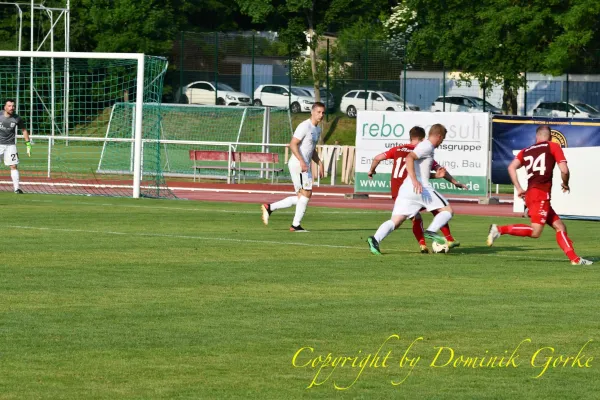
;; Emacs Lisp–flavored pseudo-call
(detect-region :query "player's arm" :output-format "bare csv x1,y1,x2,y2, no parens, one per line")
368,153,387,178
441,170,467,189
431,160,467,189
405,152,422,194
550,143,570,193
558,162,570,193
289,137,307,171
20,121,31,156
311,149,324,178
508,158,525,196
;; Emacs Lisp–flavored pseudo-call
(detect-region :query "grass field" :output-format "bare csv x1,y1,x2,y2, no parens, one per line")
1,192,599,399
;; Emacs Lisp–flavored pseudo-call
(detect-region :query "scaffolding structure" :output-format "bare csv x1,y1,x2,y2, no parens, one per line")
0,1,70,137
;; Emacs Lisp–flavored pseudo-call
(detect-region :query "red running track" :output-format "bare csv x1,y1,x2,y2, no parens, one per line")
168,182,520,218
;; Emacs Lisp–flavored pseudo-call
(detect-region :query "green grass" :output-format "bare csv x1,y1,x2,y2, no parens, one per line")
292,111,358,145
1,192,599,399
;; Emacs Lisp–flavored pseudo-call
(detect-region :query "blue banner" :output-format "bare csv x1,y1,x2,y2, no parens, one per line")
491,116,600,184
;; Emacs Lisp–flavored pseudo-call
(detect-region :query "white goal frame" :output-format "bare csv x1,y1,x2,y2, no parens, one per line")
0,50,147,198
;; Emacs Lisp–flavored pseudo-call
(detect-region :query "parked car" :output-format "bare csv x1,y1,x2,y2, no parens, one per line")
180,81,251,106
253,84,315,113
430,95,502,114
532,101,600,118
297,86,336,111
340,90,420,118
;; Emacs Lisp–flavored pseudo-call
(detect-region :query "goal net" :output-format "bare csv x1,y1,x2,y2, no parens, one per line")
100,103,293,180
0,51,172,198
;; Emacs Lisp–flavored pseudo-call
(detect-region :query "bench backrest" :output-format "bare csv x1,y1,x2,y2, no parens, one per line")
189,150,233,162
238,152,279,164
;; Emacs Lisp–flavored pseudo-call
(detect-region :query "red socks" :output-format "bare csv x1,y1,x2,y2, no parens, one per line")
412,218,426,245
498,224,533,237
556,231,579,262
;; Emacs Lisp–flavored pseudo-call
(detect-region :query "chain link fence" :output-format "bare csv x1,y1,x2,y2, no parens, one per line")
168,31,600,119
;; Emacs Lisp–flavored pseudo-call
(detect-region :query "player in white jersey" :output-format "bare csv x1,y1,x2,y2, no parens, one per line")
261,102,326,232
367,124,454,255
0,99,32,194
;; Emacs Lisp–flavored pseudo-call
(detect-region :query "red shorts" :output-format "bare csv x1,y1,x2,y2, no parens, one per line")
525,188,560,226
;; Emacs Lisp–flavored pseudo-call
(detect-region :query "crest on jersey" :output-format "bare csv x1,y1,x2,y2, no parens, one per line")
550,129,567,147
10,122,15,128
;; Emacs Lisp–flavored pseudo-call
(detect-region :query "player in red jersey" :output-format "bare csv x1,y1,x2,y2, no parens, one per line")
487,125,592,265
368,126,466,253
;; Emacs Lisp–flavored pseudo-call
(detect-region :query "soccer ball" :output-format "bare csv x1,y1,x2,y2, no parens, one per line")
432,241,450,254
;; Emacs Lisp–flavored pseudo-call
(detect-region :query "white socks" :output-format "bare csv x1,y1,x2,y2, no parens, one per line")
374,220,396,243
292,196,310,227
11,169,19,191
270,196,298,211
427,211,452,233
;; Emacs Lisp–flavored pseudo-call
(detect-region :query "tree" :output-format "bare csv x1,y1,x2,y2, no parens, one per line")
70,0,178,54
544,0,600,74
404,0,566,114
234,0,391,104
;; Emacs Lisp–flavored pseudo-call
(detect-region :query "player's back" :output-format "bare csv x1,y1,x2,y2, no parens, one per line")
517,140,566,193
385,144,415,198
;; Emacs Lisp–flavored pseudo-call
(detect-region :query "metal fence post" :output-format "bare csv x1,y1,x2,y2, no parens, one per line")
364,38,368,110
252,32,255,101
288,48,292,110
403,36,407,110
214,32,219,105
566,72,569,117
180,31,184,102
326,38,330,122
442,68,446,111
524,71,527,116
483,75,486,112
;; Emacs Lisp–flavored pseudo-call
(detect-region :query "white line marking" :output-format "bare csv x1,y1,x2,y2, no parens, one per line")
4,224,583,263
18,198,390,215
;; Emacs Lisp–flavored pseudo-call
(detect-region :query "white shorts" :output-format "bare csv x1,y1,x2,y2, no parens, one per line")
0,144,19,166
288,159,313,192
392,185,448,218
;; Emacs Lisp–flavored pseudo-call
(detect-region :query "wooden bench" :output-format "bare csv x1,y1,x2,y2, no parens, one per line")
235,151,284,184
189,150,283,183
189,150,235,183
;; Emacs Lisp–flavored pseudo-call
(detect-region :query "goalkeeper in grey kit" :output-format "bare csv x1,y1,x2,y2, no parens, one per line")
0,99,31,193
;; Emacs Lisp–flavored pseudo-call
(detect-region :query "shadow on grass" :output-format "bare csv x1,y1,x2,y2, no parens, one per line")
451,245,540,254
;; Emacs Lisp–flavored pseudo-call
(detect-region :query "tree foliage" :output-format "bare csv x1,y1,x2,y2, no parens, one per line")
404,0,600,114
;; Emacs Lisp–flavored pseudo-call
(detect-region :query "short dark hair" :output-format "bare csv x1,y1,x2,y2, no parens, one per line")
429,123,447,137
409,126,426,140
5,99,15,105
312,102,325,110
536,125,551,136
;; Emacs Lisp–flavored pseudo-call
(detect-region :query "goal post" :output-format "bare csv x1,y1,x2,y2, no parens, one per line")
0,50,172,198
100,103,293,181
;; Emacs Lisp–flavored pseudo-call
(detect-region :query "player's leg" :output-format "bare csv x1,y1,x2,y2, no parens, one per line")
6,145,22,193
550,211,593,265
422,190,453,245
410,213,429,253
368,191,418,255
262,162,302,225
430,209,458,248
368,214,408,255
290,188,311,232
487,198,547,246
